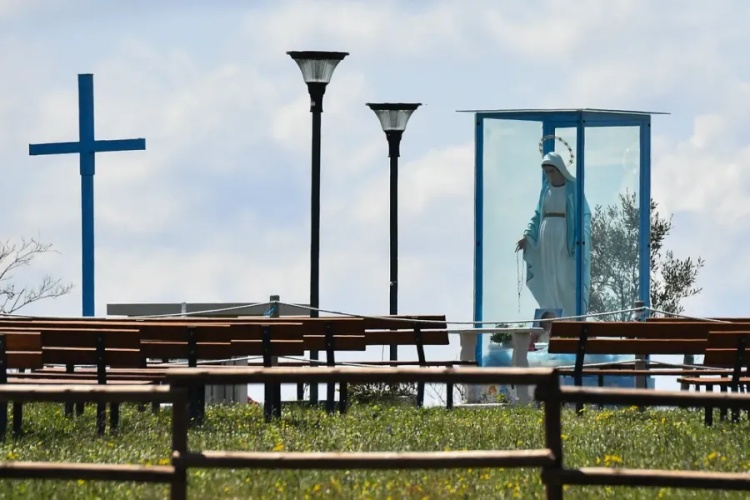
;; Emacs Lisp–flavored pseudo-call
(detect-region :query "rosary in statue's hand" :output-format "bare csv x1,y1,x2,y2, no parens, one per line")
515,237,526,252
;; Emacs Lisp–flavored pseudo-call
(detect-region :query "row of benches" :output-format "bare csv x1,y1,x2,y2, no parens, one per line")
548,319,750,424
4,311,747,432
0,314,459,435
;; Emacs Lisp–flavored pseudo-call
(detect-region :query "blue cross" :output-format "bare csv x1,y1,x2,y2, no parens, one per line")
29,73,146,317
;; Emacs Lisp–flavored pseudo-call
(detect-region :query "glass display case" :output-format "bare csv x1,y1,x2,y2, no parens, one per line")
464,109,666,378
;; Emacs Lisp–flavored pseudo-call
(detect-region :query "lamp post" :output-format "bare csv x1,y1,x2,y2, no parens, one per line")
288,50,348,403
366,102,421,362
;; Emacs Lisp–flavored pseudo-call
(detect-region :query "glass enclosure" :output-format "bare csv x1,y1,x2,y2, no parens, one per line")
472,109,661,365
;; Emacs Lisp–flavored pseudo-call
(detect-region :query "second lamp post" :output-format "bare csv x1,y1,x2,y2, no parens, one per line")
366,102,421,362
288,50,348,403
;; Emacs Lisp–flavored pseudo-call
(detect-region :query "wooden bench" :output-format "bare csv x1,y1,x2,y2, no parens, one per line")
134,318,371,422
0,326,151,436
677,330,750,425
357,315,451,407
137,314,453,415
0,314,456,421
0,330,43,438
0,317,361,421
0,322,228,434
549,321,712,382
139,321,305,422
244,315,453,412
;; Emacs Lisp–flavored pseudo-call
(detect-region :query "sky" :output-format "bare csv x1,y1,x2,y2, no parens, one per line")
1,0,749,400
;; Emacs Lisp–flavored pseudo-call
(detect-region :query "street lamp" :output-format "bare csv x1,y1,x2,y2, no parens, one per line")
366,102,421,362
288,50,348,403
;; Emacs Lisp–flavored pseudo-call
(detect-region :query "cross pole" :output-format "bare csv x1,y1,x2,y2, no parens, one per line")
29,73,146,317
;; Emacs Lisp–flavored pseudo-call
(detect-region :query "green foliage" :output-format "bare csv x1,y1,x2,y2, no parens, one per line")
490,323,513,345
347,382,417,404
589,191,704,321
2,402,749,498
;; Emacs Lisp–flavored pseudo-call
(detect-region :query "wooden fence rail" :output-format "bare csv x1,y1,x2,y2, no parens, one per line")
2,367,750,500
535,384,750,493
166,367,562,500
0,385,187,490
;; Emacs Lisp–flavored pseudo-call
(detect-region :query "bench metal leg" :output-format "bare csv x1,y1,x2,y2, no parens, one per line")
151,383,161,415
188,386,203,426
704,385,713,427
273,382,282,419
339,382,348,414
720,385,728,421
110,403,120,432
416,384,425,408
326,383,336,414
64,364,75,417
0,401,6,441
96,403,106,436
415,326,426,408
12,403,22,438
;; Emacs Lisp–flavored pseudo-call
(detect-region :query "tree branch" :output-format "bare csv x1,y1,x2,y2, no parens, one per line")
0,237,73,314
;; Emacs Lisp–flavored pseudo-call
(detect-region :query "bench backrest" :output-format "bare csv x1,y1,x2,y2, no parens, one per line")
138,320,371,364
646,317,750,323
0,314,450,365
38,327,142,367
702,331,750,369
546,321,750,355
359,316,449,346
0,331,43,369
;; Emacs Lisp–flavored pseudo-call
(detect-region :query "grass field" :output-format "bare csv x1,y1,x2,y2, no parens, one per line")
0,401,748,499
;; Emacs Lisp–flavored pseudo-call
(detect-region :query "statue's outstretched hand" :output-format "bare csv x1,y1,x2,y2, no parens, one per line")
515,237,526,252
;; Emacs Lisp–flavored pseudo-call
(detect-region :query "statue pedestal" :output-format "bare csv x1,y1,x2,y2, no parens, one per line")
461,327,544,405
509,328,544,405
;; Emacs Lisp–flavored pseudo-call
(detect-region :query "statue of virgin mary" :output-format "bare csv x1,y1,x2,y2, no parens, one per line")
515,152,591,317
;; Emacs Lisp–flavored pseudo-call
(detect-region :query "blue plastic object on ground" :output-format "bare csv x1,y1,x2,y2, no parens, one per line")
482,344,653,390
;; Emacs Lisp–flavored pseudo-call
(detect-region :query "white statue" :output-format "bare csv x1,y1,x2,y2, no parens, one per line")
515,152,591,318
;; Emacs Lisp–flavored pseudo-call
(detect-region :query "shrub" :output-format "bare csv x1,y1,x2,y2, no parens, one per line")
347,382,417,404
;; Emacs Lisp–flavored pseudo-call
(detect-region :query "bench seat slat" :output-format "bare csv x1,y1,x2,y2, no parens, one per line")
137,324,232,341
42,348,141,367
6,377,154,385
230,340,306,357
139,323,306,342
6,352,43,370
303,335,367,351
140,341,231,359
42,330,141,349
677,376,746,385
0,332,42,351
551,321,750,338
702,349,750,367
549,338,707,355
359,316,447,330
364,330,449,346
704,331,750,348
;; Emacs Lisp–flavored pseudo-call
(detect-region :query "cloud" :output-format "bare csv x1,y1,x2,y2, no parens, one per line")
2,1,750,405
240,0,482,62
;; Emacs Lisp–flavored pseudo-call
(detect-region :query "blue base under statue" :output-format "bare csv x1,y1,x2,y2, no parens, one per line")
482,343,654,390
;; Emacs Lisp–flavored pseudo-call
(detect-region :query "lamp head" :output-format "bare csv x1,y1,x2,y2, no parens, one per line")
287,51,349,84
366,103,422,132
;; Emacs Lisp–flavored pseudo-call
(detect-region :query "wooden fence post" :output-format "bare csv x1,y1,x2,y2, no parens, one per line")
542,373,564,500
171,386,189,500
